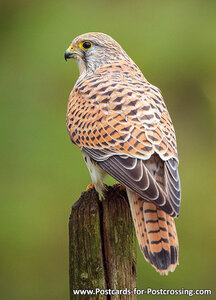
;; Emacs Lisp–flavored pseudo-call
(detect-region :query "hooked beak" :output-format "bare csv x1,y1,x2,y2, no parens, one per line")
64,47,77,61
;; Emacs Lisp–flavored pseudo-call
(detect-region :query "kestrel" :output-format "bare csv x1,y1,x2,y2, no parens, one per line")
65,32,181,275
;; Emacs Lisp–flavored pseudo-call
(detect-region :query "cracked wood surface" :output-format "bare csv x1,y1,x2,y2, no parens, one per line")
69,186,137,299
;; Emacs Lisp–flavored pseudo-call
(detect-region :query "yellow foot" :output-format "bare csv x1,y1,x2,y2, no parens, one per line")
86,183,95,191
112,183,126,191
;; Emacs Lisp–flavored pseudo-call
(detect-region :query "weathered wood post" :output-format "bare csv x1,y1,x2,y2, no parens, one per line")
69,185,137,299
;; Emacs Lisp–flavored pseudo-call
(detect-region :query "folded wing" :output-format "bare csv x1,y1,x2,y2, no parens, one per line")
83,147,181,217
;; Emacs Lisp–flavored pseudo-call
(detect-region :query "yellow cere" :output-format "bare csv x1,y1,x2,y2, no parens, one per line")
69,46,74,51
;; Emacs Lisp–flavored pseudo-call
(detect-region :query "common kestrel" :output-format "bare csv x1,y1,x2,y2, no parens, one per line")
65,32,181,275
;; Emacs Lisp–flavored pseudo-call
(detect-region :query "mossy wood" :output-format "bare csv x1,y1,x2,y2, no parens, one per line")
69,186,137,300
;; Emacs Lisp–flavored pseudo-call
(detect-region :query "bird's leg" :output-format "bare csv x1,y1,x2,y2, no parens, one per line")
86,183,95,191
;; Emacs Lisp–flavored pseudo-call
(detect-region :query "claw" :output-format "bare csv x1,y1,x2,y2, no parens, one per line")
112,183,126,191
86,183,95,191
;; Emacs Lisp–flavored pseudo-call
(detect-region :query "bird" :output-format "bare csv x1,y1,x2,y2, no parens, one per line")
65,32,181,275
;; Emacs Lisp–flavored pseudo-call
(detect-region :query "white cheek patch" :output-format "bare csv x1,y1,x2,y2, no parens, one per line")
76,57,87,75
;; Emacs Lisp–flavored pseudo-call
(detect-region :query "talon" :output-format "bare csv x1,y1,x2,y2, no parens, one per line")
86,183,95,191
112,183,125,191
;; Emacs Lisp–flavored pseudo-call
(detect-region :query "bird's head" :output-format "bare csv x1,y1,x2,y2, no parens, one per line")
65,32,130,75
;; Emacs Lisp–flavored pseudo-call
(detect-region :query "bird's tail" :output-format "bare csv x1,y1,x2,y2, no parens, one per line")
127,189,179,275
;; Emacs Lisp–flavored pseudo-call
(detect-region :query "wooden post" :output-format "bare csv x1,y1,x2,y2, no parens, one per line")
69,185,137,299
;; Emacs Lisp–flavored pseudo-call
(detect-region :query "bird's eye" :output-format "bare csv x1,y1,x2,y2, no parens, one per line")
79,41,92,50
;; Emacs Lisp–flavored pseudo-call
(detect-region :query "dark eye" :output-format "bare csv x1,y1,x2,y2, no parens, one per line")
82,41,92,49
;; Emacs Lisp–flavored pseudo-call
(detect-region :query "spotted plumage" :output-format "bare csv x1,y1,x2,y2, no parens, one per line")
65,32,181,275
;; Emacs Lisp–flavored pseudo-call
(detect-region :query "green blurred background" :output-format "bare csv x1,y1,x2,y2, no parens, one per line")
1,0,215,299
